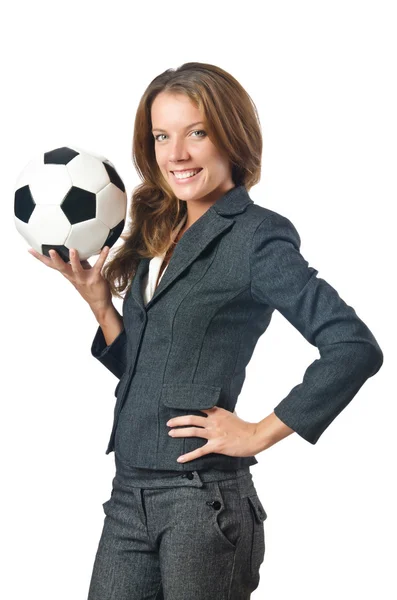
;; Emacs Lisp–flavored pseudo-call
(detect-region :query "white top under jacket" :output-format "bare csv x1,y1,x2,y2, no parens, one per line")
142,213,188,306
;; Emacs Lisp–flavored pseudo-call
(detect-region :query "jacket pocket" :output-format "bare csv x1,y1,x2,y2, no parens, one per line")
158,383,222,459
161,382,222,409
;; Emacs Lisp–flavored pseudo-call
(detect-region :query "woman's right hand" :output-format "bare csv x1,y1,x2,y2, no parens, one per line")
28,246,113,314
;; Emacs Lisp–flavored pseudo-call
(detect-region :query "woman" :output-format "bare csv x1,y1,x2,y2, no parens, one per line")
29,62,383,599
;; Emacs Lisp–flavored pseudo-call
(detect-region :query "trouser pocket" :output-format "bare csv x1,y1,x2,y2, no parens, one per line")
247,493,267,575
205,479,243,551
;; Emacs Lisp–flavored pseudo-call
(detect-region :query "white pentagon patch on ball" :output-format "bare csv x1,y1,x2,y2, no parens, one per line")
14,146,127,262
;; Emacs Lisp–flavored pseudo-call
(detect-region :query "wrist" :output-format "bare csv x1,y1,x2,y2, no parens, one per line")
253,411,295,453
90,302,115,324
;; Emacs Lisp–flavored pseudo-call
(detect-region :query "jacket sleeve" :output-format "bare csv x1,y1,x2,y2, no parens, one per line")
250,211,384,444
91,324,128,380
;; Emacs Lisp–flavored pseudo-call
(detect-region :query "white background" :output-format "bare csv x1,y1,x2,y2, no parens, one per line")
2,1,395,598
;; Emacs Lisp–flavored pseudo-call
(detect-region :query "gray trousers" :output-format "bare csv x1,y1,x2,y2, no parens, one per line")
87,455,267,599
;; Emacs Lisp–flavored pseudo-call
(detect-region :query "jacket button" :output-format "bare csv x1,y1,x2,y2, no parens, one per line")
186,472,194,480
206,500,221,510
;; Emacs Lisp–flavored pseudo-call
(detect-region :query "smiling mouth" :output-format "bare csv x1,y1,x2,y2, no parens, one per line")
171,168,203,181
171,168,203,174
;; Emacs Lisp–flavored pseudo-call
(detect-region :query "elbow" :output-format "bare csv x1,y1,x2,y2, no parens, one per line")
327,339,384,380
360,340,384,378
372,345,384,376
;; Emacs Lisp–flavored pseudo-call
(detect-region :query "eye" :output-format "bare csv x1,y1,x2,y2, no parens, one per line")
153,130,207,142
191,130,207,138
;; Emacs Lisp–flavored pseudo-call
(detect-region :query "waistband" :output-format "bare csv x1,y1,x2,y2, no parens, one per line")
114,454,253,489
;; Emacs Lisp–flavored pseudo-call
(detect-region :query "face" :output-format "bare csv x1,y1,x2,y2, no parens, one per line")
151,91,235,205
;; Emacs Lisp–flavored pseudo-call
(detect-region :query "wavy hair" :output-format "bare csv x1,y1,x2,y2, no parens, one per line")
103,62,263,299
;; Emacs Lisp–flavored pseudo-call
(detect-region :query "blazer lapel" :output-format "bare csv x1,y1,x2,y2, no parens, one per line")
146,211,235,310
126,185,254,313
127,256,150,310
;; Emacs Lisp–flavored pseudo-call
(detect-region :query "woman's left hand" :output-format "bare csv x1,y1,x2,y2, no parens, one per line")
166,407,258,463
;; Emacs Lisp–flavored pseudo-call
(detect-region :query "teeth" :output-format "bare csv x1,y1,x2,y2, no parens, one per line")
173,169,201,180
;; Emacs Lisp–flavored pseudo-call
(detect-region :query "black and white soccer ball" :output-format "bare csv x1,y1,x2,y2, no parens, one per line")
14,146,127,262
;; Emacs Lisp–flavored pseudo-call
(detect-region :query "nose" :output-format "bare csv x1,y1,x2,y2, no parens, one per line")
168,137,190,163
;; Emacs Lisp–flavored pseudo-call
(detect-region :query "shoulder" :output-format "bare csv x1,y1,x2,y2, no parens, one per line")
246,203,302,250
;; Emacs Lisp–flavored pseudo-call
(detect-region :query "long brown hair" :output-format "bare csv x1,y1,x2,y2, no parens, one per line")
103,62,263,299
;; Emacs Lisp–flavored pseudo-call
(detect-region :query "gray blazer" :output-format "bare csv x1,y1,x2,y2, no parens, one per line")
91,185,383,471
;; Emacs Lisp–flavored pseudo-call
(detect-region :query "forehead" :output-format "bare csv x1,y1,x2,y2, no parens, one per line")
151,92,205,129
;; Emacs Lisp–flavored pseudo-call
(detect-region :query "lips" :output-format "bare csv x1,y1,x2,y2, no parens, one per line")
171,168,203,174
170,168,203,184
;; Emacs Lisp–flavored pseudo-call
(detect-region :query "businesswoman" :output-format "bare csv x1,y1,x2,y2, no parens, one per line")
29,62,383,599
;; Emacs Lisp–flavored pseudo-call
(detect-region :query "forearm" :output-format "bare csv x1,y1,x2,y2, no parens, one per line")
253,411,295,453
90,303,124,347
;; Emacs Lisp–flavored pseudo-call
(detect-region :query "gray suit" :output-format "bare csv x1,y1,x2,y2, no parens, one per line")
91,185,383,471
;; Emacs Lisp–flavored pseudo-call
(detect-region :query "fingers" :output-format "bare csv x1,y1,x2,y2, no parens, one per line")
48,249,71,274
28,248,54,268
68,248,85,274
28,246,108,278
68,246,109,278
93,246,110,274
28,247,67,271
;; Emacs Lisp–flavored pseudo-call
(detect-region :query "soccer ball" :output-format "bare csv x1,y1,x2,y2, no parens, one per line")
14,146,127,262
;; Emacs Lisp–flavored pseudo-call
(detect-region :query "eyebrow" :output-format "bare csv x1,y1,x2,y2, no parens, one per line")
151,121,205,133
